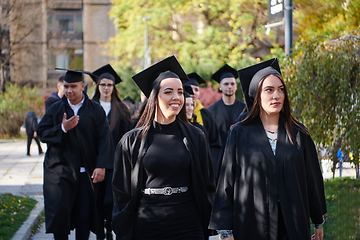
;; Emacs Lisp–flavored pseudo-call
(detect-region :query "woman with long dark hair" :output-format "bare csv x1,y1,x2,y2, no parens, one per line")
112,55,215,240
92,64,131,240
209,58,326,240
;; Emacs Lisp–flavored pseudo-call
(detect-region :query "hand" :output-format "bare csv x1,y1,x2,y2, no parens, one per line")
62,113,79,131
91,168,105,183
33,131,37,138
311,229,324,240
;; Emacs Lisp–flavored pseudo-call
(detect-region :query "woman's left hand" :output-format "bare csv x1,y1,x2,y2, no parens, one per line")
311,228,323,240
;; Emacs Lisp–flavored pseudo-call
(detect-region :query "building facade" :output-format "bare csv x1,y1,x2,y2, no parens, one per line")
6,0,116,91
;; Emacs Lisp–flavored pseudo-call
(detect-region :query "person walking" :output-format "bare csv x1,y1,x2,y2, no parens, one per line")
112,55,215,240
207,64,245,154
45,75,65,111
24,111,43,156
91,64,131,240
37,69,114,240
184,72,222,182
209,58,327,240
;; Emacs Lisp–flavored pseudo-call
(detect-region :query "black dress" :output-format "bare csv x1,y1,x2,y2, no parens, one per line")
112,119,215,240
133,121,203,240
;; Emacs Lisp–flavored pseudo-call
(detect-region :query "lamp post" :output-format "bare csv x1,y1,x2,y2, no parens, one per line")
143,17,151,69
284,0,293,57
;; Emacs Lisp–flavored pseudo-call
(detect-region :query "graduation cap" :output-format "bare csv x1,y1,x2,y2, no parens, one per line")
55,68,98,83
123,96,135,104
92,64,122,85
184,85,194,96
211,64,238,83
238,58,282,111
185,72,206,87
132,55,189,98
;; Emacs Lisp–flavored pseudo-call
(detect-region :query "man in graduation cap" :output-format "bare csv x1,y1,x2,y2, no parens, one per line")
45,75,65,111
184,72,222,182
37,69,114,240
207,64,245,155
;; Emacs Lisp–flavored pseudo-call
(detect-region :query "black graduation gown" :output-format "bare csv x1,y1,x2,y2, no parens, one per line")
112,120,216,240
199,108,223,180
44,94,61,112
209,117,327,240
207,98,245,149
95,100,131,239
37,94,114,235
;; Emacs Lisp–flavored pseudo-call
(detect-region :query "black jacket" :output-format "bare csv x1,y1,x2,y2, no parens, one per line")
25,112,38,135
207,98,245,148
199,108,223,180
112,120,216,240
37,94,114,235
209,116,327,240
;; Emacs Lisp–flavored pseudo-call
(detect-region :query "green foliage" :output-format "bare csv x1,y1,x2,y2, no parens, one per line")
108,0,269,77
283,30,360,175
323,178,360,239
294,0,360,41
0,194,37,240
112,63,140,102
0,83,43,138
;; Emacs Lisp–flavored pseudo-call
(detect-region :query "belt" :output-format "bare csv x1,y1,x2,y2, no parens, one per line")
143,186,188,196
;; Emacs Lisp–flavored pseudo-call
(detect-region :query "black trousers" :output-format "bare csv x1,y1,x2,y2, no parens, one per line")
277,204,289,240
54,173,90,240
27,134,43,155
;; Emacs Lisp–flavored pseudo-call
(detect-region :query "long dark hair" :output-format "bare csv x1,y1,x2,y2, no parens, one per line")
239,74,308,144
135,78,188,138
92,81,131,131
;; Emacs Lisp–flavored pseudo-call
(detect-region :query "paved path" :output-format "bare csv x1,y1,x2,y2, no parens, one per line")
0,139,356,240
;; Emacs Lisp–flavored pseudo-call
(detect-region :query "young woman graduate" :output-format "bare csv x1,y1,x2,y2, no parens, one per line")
92,64,131,240
209,58,327,240
184,72,223,181
184,85,206,133
112,55,216,240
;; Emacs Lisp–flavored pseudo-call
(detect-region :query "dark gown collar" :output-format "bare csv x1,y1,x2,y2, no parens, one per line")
152,119,178,132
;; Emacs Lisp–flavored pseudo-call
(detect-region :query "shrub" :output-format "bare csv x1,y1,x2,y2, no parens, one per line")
0,83,43,138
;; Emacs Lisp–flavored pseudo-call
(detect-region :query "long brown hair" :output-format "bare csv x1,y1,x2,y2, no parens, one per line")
239,74,308,144
135,78,188,138
92,81,131,131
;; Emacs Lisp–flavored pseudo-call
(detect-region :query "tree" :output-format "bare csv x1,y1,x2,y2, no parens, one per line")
0,0,43,92
284,29,360,178
294,0,360,41
107,0,273,78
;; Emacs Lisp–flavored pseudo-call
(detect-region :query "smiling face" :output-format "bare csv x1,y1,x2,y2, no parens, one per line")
64,81,85,105
98,78,114,100
155,78,184,124
259,74,285,117
185,96,194,120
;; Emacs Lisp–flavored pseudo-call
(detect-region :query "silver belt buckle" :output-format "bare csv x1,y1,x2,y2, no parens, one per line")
163,187,173,195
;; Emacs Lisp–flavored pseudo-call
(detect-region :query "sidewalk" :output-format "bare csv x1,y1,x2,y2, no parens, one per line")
0,139,355,240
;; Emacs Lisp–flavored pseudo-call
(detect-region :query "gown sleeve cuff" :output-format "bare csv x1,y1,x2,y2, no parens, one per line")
61,123,67,133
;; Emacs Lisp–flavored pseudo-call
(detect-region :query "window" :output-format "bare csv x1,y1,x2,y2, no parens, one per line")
48,49,83,70
47,10,82,32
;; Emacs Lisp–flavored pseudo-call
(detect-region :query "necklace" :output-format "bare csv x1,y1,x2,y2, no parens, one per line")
264,129,278,155
265,129,277,134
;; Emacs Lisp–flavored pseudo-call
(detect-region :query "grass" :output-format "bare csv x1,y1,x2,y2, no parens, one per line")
323,177,360,239
31,209,45,235
0,194,37,240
